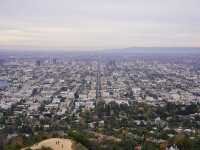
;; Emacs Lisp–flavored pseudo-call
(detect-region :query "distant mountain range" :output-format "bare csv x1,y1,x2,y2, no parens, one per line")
0,47,200,58
106,47,200,54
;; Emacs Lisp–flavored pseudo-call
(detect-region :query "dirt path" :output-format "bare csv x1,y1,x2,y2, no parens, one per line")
22,138,73,150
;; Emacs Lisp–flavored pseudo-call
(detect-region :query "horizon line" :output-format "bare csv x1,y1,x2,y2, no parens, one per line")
1,46,200,53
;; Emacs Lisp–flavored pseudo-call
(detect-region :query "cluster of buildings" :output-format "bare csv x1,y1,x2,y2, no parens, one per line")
99,58,200,106
0,55,200,135
0,58,97,130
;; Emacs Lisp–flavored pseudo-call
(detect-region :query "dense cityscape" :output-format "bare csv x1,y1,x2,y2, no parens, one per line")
0,52,200,150
1,0,200,149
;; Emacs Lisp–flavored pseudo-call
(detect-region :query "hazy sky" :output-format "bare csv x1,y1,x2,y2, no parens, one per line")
0,0,200,51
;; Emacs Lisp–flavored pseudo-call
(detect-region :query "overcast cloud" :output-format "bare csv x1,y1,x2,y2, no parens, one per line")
0,0,199,51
